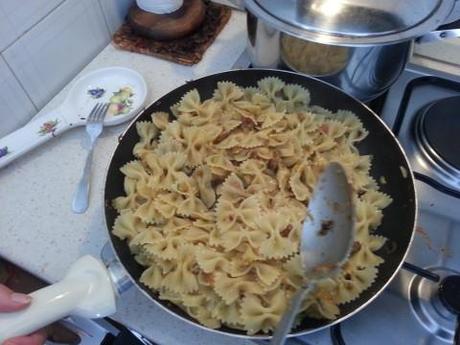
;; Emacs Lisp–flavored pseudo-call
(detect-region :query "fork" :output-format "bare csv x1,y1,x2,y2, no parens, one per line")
72,103,109,213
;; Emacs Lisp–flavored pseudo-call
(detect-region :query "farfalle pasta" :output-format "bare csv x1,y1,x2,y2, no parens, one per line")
112,78,392,334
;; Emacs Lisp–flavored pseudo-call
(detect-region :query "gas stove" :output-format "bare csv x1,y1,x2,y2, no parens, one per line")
283,63,460,345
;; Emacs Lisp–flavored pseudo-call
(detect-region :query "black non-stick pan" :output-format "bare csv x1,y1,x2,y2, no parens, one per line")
0,69,416,341
103,69,417,338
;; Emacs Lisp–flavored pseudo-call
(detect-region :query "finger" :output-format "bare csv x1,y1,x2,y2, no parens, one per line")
3,330,47,345
0,285,31,312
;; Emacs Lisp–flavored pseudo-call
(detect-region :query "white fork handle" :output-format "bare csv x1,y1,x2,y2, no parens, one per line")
0,256,117,343
72,147,95,213
0,108,70,169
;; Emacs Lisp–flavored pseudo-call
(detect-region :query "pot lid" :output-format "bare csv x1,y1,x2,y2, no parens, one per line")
245,0,455,45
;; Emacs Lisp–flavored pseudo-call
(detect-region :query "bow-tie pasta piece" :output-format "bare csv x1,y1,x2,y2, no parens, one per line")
333,257,378,304
112,210,147,242
133,227,180,261
215,129,266,150
133,121,159,157
259,111,284,129
154,137,183,156
182,125,221,166
216,194,260,233
161,244,199,294
196,245,233,274
240,290,287,334
186,305,221,328
336,109,368,142
120,160,150,183
282,84,310,110
256,212,298,259
218,173,250,203
213,81,244,106
302,279,340,320
156,152,187,189
278,138,304,167
158,121,184,144
212,300,244,327
140,264,163,290
258,77,285,100
289,161,319,202
152,112,169,131
231,243,260,264
282,254,304,290
113,177,137,211
214,272,265,305
210,225,267,252
177,195,208,217
134,198,165,225
205,154,235,178
176,89,202,114
233,99,263,118
360,190,393,210
128,226,155,252
231,261,281,287
153,192,183,219
355,199,384,237
240,159,278,193
192,166,216,208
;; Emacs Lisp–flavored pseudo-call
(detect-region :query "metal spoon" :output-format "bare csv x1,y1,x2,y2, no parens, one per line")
270,162,356,345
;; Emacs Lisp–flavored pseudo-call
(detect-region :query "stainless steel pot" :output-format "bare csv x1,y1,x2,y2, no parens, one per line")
241,0,460,101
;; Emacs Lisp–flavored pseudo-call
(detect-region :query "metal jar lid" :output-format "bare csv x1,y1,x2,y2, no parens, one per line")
245,0,456,46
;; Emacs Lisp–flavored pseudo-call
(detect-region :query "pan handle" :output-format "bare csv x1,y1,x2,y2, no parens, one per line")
101,242,134,294
0,256,117,343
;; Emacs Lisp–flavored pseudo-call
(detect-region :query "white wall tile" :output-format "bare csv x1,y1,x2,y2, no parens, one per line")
2,0,110,109
0,56,37,137
98,0,134,34
0,0,63,52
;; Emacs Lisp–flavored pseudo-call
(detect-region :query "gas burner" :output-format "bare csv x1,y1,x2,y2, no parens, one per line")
409,267,460,343
414,96,460,191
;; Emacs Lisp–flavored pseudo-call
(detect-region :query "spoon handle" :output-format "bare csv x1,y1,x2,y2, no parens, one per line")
269,282,315,345
0,109,70,169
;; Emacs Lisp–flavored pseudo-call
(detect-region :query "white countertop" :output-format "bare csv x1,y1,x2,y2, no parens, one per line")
0,10,258,345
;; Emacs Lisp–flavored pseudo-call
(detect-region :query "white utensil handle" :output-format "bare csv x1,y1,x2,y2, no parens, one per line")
270,283,315,345
72,149,94,213
0,110,70,169
0,256,116,343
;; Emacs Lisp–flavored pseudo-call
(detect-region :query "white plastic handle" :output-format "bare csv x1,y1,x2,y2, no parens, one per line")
0,108,71,169
0,256,117,343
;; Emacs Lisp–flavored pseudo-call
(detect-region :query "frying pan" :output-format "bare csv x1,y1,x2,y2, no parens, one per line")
0,69,417,341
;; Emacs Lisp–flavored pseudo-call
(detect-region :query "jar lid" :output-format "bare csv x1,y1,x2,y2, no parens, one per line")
245,0,455,45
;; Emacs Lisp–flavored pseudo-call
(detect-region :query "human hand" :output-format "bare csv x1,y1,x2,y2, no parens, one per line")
0,284,46,345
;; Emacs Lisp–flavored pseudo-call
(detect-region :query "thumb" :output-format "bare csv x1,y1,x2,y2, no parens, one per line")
0,284,31,312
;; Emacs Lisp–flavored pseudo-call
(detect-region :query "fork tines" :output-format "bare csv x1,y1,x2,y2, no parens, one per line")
87,103,109,123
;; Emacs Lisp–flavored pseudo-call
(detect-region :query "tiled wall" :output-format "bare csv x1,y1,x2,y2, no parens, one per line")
0,0,134,138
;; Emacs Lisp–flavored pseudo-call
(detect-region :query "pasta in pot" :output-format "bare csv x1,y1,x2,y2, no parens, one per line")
112,77,391,334
281,34,349,76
